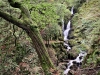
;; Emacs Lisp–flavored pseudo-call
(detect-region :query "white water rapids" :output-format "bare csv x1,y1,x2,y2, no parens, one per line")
63,6,87,75
64,51,87,75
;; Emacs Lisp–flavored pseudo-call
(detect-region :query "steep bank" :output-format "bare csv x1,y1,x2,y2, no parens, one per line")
69,0,100,74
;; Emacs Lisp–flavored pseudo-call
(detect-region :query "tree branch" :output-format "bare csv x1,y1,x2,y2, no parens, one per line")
0,10,27,30
8,0,31,20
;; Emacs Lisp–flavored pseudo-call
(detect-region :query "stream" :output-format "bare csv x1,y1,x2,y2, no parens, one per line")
63,6,87,75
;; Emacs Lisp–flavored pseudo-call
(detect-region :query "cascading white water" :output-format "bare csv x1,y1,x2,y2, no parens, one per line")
63,6,87,75
63,20,71,41
62,18,71,51
62,6,74,51
64,51,87,75
64,42,71,51
71,6,74,15
64,29,70,41
62,7,74,50
64,60,74,74
63,20,71,51
66,20,71,29
74,51,87,63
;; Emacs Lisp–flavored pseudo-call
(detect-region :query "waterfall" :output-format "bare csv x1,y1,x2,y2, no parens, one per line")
62,6,74,51
63,6,87,75
71,6,74,15
64,42,71,51
62,6,74,50
64,29,70,41
64,51,87,75
66,20,71,29
63,19,71,51
63,22,71,51
63,20,71,41
64,60,74,74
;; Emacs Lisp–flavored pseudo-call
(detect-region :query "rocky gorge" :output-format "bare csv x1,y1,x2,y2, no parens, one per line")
53,0,100,75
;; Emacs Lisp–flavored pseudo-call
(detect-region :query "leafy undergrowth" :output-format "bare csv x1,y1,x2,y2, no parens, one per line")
68,0,100,74
0,18,43,75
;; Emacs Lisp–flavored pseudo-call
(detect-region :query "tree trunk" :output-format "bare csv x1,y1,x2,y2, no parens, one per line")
26,28,55,74
0,0,56,74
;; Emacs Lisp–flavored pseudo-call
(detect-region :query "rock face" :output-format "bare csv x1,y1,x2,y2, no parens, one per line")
70,0,100,67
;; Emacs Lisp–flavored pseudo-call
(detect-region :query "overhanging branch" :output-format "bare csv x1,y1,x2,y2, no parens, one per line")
8,0,31,19
0,10,27,30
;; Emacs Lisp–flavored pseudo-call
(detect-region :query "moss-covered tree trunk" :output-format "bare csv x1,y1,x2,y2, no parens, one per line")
0,0,55,75
26,28,55,74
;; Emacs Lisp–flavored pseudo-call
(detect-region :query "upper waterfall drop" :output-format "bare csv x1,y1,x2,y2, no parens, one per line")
71,6,74,15
63,20,71,41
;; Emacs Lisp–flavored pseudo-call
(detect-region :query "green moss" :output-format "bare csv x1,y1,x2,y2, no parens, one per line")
69,40,78,46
